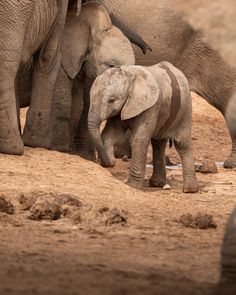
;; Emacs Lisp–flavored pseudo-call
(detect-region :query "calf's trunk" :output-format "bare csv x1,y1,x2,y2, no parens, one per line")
88,119,114,167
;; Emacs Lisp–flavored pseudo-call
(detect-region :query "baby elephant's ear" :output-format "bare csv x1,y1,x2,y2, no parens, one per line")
121,68,160,120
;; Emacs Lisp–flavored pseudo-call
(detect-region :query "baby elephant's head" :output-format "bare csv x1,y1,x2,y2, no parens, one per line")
88,66,159,167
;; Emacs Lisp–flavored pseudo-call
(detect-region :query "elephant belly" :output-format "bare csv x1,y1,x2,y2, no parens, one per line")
21,0,58,64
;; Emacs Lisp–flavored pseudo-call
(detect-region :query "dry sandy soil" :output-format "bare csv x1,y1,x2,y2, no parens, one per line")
0,92,235,295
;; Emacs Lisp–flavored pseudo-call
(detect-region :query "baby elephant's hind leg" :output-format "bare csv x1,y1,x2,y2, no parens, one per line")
174,139,198,193
149,139,168,187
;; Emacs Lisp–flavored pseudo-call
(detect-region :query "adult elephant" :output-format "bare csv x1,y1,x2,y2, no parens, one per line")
96,0,236,168
0,0,83,155
215,95,236,294
49,2,135,159
215,204,236,295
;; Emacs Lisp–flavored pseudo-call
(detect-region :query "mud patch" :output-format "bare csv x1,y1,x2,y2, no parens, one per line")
22,192,127,226
29,201,61,221
63,205,128,226
0,195,14,214
179,212,217,229
54,194,83,208
101,207,128,225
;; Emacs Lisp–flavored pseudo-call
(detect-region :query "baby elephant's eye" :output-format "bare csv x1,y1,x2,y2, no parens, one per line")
108,97,116,104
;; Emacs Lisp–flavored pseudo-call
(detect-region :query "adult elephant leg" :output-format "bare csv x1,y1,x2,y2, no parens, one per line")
72,77,96,161
50,67,73,151
23,0,68,148
70,76,84,148
215,206,236,295
0,1,33,155
177,34,236,168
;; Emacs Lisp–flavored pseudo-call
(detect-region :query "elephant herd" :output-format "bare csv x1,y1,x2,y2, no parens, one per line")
0,0,235,294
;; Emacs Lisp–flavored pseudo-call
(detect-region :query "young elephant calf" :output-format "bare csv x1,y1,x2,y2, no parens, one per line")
88,61,198,193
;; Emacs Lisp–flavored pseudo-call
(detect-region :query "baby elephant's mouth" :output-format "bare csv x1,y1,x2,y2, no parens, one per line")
108,109,118,119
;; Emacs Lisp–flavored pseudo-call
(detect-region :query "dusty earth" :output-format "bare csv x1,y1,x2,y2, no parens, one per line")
0,92,235,295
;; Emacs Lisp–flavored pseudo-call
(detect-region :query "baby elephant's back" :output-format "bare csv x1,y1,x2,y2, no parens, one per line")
157,61,190,99
148,61,192,137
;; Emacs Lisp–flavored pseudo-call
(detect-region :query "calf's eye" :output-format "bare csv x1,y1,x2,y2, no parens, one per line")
108,97,116,104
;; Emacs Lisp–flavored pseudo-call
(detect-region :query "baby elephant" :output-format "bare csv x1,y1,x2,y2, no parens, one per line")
88,61,198,193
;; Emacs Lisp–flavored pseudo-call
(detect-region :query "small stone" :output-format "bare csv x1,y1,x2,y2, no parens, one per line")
196,160,218,174
163,184,171,190
122,155,128,162
0,195,14,214
105,207,128,225
179,212,217,229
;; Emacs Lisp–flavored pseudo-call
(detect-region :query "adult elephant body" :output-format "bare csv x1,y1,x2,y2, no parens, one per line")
101,0,236,168
0,0,72,155
49,2,135,159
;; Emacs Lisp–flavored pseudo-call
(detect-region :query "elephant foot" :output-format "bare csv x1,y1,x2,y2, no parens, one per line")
149,176,167,188
51,144,71,153
23,110,50,149
223,155,236,169
100,160,115,168
74,148,97,162
127,178,143,190
23,130,50,149
114,146,131,159
0,135,24,155
183,181,198,193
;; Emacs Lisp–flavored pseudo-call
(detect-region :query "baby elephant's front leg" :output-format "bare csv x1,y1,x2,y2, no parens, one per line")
127,129,150,190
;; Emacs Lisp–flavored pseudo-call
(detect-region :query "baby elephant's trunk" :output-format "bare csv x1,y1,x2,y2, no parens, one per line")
87,117,114,167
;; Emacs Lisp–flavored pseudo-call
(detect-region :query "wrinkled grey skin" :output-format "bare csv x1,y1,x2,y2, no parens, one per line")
226,93,236,140
215,206,236,295
88,62,198,192
0,0,73,155
49,2,135,160
214,96,236,295
94,0,236,169
169,3,236,293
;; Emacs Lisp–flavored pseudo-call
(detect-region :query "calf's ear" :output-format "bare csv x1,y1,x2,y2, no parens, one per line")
121,67,160,120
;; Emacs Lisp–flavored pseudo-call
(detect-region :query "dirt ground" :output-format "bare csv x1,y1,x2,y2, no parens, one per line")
0,92,235,295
